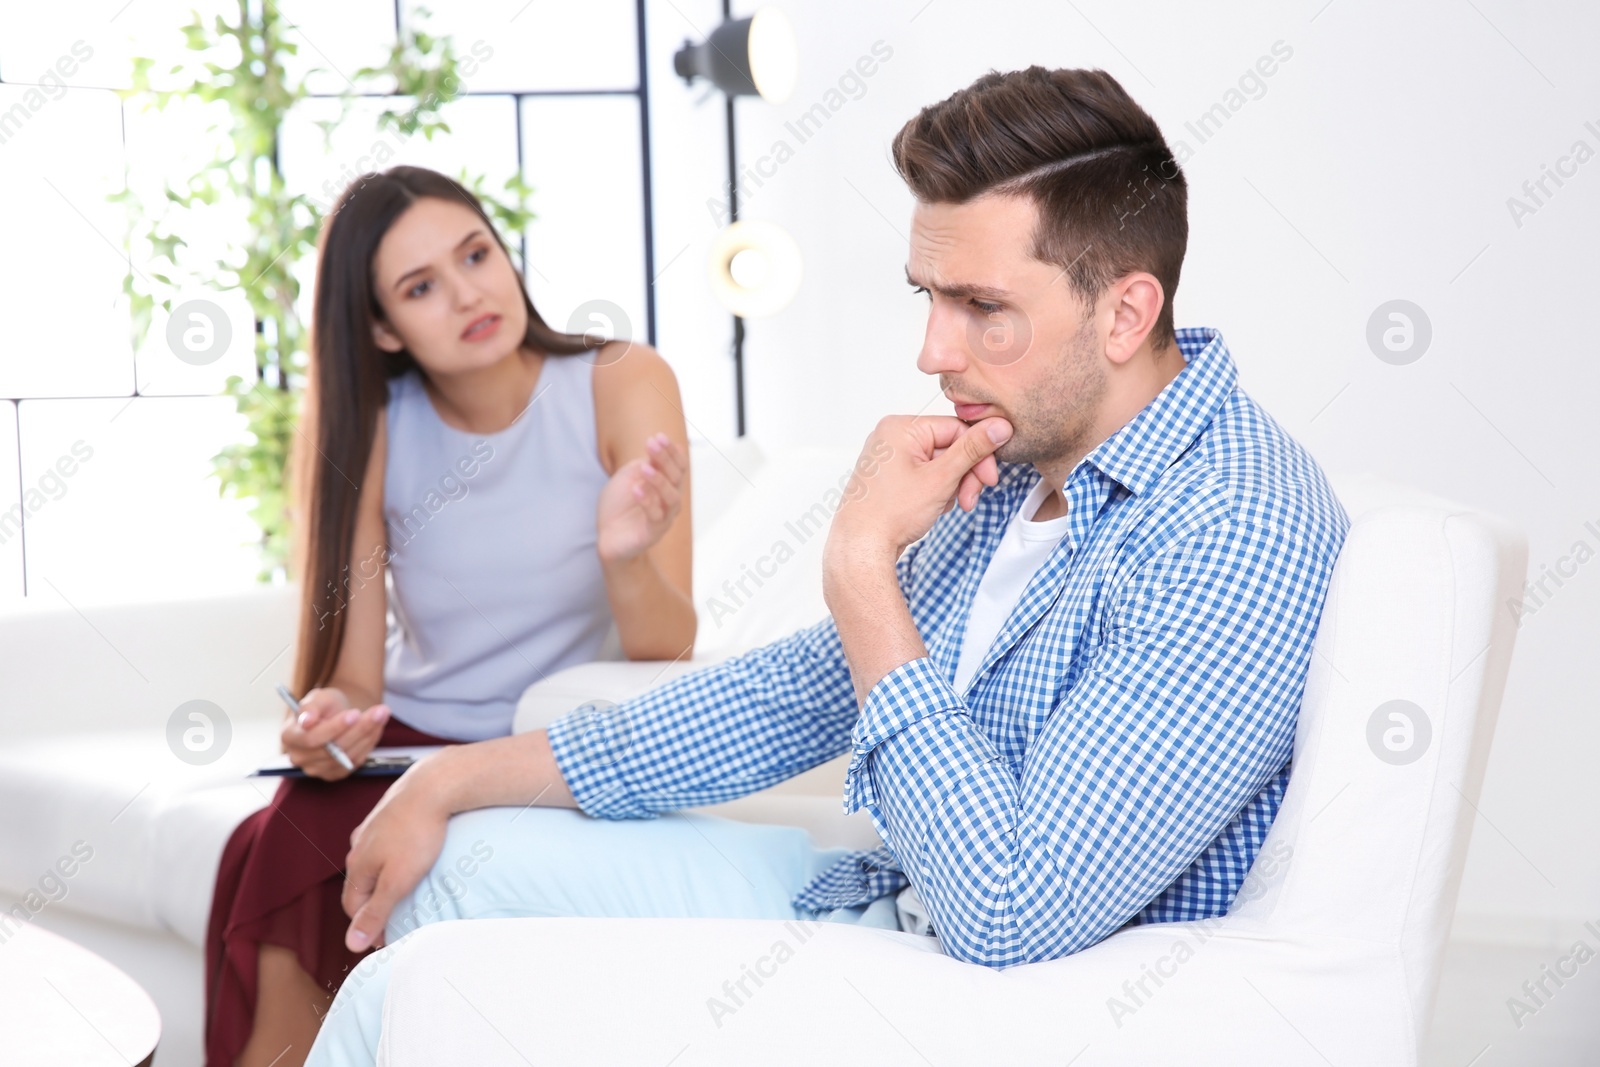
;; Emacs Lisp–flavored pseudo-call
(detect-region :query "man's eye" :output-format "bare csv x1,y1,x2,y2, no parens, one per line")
911,286,1000,315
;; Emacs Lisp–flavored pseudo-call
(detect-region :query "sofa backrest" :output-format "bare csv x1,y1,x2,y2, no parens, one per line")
0,584,296,741
1226,474,1526,1032
0,438,854,740
689,443,863,661
686,436,767,535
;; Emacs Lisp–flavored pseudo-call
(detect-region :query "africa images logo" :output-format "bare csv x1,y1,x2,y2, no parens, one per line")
1366,699,1431,766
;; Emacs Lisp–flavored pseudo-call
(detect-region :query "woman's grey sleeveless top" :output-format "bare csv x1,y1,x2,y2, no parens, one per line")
381,355,615,741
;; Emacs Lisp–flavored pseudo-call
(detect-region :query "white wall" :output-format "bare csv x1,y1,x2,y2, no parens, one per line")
644,0,1600,938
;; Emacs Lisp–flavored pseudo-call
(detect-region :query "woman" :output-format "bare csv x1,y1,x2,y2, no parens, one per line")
204,165,696,1067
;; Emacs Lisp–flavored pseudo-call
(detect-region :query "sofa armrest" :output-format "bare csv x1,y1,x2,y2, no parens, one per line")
689,791,880,850
376,916,952,1066
373,913,1410,1065
511,659,710,733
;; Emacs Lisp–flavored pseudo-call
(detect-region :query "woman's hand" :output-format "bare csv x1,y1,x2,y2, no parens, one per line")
280,686,391,781
596,432,687,565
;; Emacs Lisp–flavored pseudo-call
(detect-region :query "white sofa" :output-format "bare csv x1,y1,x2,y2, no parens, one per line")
0,445,1525,1067
372,476,1529,1066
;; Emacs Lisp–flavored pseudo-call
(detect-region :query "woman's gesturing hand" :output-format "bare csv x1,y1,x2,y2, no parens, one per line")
596,431,687,565
280,686,390,781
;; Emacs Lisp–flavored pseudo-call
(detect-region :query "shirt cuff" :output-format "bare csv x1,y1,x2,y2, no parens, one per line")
543,699,657,820
843,657,964,818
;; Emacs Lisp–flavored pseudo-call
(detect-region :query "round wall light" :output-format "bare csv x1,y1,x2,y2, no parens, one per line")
708,219,802,319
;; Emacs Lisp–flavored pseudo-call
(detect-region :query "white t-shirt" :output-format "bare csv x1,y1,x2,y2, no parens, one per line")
894,475,1069,937
953,476,1071,693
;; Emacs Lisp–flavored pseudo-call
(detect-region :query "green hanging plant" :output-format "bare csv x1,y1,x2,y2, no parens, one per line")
114,1,535,582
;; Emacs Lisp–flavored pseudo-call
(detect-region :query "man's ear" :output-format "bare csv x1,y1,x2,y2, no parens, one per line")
371,317,406,353
1104,273,1164,367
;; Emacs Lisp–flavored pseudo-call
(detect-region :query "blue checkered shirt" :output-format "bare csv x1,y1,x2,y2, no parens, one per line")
546,326,1348,968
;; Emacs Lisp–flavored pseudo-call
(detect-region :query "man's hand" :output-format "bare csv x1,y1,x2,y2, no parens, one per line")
822,414,1012,701
826,414,1013,569
338,732,579,953
341,761,450,952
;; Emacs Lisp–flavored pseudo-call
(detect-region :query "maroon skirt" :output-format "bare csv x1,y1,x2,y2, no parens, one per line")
203,720,458,1067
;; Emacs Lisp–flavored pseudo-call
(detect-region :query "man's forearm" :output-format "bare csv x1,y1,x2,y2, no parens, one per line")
818,414,1011,703
824,548,928,704
416,729,579,814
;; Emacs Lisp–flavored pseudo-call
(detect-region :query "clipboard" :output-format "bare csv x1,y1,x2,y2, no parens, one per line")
251,745,446,778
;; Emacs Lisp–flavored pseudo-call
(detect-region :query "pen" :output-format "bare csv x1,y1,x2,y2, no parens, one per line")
275,684,357,773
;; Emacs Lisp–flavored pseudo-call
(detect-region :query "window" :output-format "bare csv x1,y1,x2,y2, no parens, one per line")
0,0,655,605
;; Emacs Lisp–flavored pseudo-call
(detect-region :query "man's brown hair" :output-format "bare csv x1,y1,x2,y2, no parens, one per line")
891,66,1187,351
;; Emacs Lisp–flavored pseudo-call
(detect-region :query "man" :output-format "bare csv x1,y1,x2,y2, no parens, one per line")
307,65,1347,1064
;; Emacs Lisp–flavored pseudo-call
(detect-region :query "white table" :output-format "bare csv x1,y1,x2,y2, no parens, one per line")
0,921,161,1066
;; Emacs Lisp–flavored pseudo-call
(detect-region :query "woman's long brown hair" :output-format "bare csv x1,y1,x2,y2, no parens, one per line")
289,165,594,698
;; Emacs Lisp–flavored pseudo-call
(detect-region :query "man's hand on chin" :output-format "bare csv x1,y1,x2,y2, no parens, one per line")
823,414,1013,701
